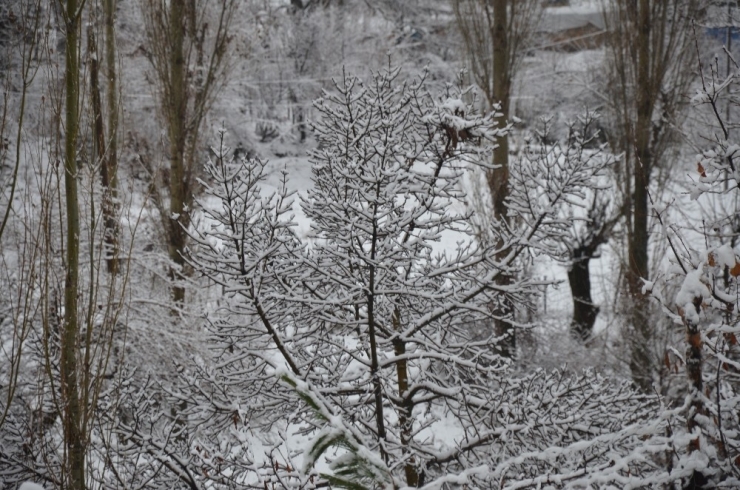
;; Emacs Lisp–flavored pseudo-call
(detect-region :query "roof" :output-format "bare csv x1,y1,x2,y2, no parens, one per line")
538,6,607,33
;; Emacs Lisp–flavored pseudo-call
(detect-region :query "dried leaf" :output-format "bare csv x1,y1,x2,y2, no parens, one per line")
731,261,740,277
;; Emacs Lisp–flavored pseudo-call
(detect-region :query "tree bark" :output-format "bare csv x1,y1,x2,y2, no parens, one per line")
627,0,654,392
88,26,112,272
62,0,85,487
167,0,189,304
367,215,388,463
489,0,510,223
103,0,119,275
393,308,418,487
568,247,600,341
487,0,515,358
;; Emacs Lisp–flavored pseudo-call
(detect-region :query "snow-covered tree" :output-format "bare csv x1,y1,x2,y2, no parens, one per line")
510,114,620,340
603,0,701,390
149,68,667,489
141,0,238,303
637,53,740,488
290,68,508,487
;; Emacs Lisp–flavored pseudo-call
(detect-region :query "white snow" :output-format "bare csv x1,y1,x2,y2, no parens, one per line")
675,267,710,324
19,484,46,490
715,243,737,268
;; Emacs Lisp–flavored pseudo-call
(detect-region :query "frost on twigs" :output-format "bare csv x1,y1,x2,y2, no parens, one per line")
639,55,740,488
280,370,396,490
103,67,731,489
507,112,617,261
271,68,669,488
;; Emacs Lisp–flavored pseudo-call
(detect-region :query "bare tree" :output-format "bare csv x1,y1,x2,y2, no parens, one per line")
103,0,119,274
0,0,43,441
452,0,540,218
60,0,85,484
0,1,133,486
141,0,236,304
452,0,541,357
603,0,700,390
516,115,621,341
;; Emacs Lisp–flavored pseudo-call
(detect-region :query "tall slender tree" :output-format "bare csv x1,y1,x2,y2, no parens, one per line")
604,0,699,390
142,0,236,303
103,0,119,274
452,0,541,356
61,0,84,485
452,0,540,218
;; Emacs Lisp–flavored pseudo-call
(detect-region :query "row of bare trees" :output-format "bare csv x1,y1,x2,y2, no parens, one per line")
454,0,703,391
0,0,237,486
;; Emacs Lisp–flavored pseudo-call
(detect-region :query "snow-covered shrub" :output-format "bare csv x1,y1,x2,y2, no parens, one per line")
107,67,718,489
256,120,280,143
180,68,666,488
634,61,740,488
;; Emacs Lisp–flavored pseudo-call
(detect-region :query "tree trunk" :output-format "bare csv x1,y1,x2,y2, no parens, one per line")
682,302,707,488
568,248,600,341
489,0,510,223
628,0,654,392
367,219,387,463
167,0,189,304
487,0,515,358
61,0,85,487
103,0,119,275
393,308,418,487
88,26,113,273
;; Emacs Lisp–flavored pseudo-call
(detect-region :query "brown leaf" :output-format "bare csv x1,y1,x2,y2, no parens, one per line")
689,437,701,452
698,162,707,177
731,261,740,277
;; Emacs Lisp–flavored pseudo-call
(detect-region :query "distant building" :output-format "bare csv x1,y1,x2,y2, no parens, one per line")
703,4,740,49
536,6,607,52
